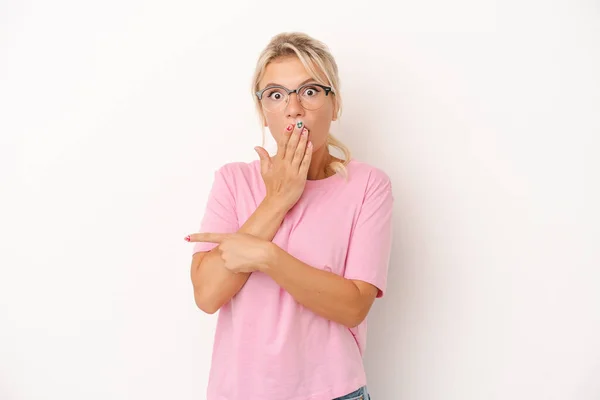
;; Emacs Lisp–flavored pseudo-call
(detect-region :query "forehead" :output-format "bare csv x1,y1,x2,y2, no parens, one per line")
260,56,326,88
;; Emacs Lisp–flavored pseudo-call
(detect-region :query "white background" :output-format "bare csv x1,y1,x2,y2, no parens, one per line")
1,1,599,399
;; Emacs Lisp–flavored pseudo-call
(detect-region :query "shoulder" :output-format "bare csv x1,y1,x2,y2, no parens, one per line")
346,159,393,194
210,160,262,193
214,159,261,179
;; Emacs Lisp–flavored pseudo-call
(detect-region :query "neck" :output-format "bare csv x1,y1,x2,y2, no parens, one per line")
307,145,334,180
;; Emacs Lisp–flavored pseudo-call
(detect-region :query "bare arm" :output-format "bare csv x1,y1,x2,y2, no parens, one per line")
257,173,392,327
189,120,312,314
259,245,379,328
190,198,288,314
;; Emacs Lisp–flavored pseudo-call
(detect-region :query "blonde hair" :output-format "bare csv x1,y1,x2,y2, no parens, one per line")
251,32,352,178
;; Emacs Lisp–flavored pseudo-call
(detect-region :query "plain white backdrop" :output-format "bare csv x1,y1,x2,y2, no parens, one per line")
1,0,599,399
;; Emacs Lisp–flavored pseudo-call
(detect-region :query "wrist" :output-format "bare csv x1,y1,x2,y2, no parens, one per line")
260,241,281,273
262,196,292,215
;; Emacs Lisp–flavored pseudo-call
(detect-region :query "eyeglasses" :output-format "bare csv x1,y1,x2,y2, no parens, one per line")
255,83,334,113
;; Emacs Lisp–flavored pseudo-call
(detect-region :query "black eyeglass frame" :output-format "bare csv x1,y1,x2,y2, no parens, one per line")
255,83,334,101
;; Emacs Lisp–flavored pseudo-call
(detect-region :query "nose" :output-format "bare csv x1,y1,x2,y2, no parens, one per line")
285,91,305,119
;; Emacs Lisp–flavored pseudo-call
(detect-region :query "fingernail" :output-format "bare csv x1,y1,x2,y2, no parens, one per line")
296,121,303,129
301,127,308,135
286,124,293,131
184,235,190,242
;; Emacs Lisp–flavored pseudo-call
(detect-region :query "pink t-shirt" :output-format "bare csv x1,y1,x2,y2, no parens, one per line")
192,158,394,400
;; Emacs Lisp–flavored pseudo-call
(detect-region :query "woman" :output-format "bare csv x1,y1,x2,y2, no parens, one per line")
185,32,393,400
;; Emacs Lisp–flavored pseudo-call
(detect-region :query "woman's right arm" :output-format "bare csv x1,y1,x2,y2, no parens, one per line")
190,120,311,313
191,196,288,314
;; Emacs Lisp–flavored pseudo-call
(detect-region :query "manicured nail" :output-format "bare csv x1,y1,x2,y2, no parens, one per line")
286,124,293,131
296,121,303,129
184,235,190,242
301,127,308,135
308,141,313,147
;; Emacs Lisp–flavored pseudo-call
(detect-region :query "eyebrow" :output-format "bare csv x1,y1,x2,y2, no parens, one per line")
262,78,317,88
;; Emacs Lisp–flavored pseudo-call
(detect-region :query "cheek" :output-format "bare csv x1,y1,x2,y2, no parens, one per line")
308,130,326,146
266,120,283,141
307,116,331,145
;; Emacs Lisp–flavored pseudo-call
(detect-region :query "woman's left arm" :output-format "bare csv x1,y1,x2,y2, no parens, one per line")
261,172,394,328
259,247,379,328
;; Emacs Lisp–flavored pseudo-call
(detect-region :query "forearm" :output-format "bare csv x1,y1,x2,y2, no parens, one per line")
260,245,372,328
192,198,288,313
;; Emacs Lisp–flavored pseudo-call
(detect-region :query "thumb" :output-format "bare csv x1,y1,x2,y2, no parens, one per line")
254,146,271,174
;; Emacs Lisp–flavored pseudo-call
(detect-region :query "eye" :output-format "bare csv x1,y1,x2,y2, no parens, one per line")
301,85,321,97
265,88,285,101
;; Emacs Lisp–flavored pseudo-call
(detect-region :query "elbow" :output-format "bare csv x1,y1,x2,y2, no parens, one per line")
197,301,219,315
343,295,375,328
193,289,221,314
191,255,222,314
342,285,378,328
343,307,369,329
344,316,365,329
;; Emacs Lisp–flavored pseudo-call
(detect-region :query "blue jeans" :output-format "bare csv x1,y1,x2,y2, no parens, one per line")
333,385,370,400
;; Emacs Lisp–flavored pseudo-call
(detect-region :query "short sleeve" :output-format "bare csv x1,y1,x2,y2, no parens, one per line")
192,166,239,255
343,172,394,298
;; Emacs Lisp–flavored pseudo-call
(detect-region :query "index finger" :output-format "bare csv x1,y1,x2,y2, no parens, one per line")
185,232,230,243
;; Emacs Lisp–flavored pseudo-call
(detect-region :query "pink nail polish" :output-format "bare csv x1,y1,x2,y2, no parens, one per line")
286,124,293,131
301,127,308,135
184,235,190,242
